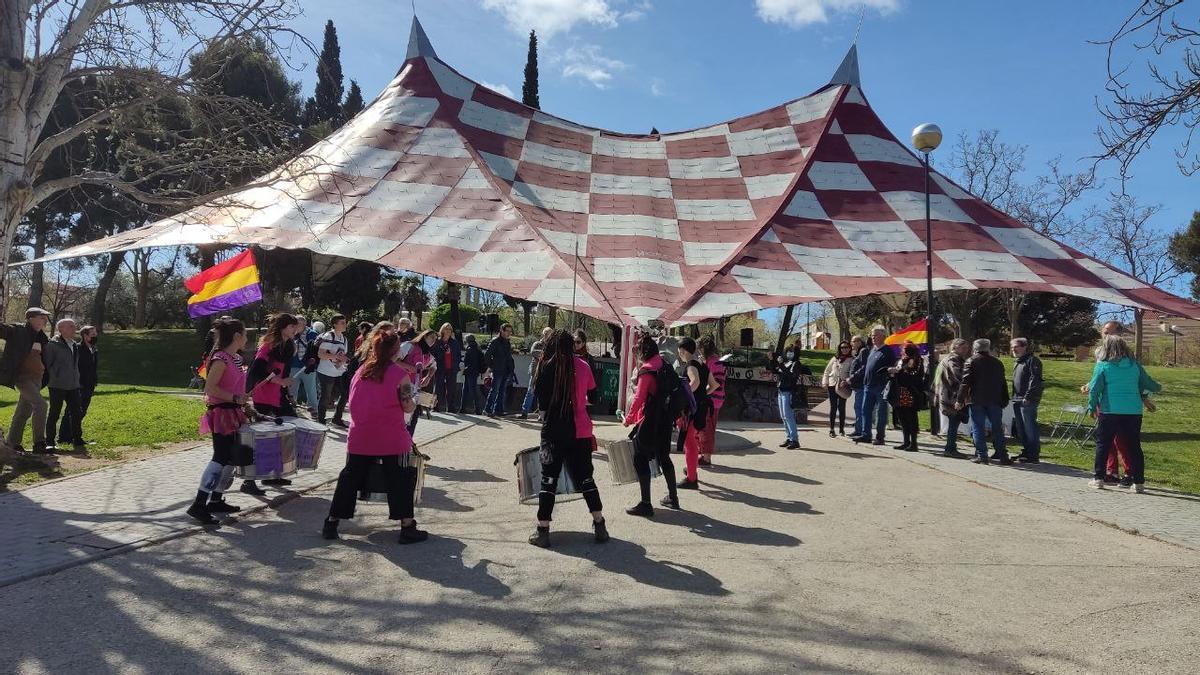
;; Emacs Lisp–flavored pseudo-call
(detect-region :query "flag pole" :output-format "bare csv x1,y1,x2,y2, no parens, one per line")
570,238,579,330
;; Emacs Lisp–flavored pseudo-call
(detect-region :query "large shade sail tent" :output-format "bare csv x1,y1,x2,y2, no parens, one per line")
40,18,1200,324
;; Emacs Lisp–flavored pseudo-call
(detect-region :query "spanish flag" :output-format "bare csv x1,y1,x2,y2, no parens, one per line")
185,249,263,319
885,318,929,354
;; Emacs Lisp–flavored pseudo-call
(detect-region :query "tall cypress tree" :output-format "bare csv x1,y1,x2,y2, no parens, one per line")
522,30,539,109
312,20,344,126
342,80,364,120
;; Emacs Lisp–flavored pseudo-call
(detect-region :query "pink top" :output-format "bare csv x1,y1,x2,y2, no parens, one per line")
625,354,663,427
251,342,286,408
707,355,727,411
347,362,414,456
572,356,596,439
200,351,247,436
204,351,246,405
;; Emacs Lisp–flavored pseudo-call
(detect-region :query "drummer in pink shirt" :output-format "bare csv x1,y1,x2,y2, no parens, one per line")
242,313,300,493
322,331,428,544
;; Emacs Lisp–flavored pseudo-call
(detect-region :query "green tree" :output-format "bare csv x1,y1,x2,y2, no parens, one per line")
1017,292,1099,350
1168,211,1200,300
429,304,480,332
307,20,345,128
342,80,365,121
522,30,540,109
399,276,430,329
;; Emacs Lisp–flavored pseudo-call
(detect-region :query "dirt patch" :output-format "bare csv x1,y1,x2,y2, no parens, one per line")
0,439,202,492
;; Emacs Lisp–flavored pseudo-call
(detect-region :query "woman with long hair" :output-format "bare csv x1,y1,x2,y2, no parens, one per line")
323,331,427,543
622,336,681,516
242,312,300,493
528,330,607,547
1086,335,1161,492
397,329,438,432
822,341,854,437
889,342,926,452
697,335,725,465
573,329,597,408
188,318,252,524
430,323,460,413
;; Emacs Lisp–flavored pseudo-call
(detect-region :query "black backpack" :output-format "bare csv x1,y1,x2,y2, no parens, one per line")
655,363,690,420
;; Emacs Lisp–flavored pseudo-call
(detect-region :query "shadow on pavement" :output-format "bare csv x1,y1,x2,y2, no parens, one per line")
802,445,892,460
358,532,513,599
548,532,730,596
702,463,822,486
699,481,823,516
652,508,802,547
424,465,506,483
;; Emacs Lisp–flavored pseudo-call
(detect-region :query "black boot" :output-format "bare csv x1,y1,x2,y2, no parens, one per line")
207,492,241,514
593,518,609,543
399,521,429,544
187,491,217,525
322,517,339,540
625,502,654,517
240,481,267,496
528,525,550,548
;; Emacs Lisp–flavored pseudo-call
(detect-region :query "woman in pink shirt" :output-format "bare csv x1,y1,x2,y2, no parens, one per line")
242,313,300,493
322,331,427,544
528,330,608,548
397,329,438,433
622,336,680,517
188,318,251,524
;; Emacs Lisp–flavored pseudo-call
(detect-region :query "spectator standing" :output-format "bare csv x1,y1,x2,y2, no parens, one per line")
520,327,553,419
935,339,970,458
315,314,351,428
846,335,869,441
459,334,485,414
698,335,725,466
1010,337,1044,464
955,339,1010,465
1,308,51,453
574,329,597,407
43,318,86,453
888,343,925,452
1083,321,1132,484
484,324,515,417
395,317,417,343
288,316,320,412
821,341,854,437
431,323,461,413
852,327,896,446
1086,334,1161,492
767,347,802,449
66,325,100,445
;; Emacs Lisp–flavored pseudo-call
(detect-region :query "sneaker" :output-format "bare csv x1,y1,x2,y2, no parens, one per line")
593,519,609,543
871,439,885,446
1016,456,1040,464
37,443,55,454
186,504,218,525
398,522,429,544
893,443,910,450
658,494,680,509
1103,474,1121,485
942,449,966,458
778,440,790,448
904,445,919,452
519,412,528,420
677,479,700,490
528,527,551,548
625,502,654,518
829,430,836,438
240,482,267,496
996,457,1014,466
785,441,800,449
330,419,349,429
1088,478,1104,489
971,456,990,465
72,443,88,453
262,478,292,487
207,500,241,514
1118,475,1133,488
1130,483,1145,494
322,518,340,540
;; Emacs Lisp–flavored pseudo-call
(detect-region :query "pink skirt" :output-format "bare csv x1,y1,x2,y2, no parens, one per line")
200,406,247,436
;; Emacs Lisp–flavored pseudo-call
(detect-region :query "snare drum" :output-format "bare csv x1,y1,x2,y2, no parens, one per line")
361,452,426,505
417,391,437,409
280,417,327,470
605,437,660,485
234,421,298,479
514,447,582,505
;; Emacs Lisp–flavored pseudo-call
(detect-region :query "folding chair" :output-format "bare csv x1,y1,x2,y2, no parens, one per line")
1049,404,1094,448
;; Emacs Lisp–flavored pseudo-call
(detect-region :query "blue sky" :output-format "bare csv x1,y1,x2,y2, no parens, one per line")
285,0,1196,323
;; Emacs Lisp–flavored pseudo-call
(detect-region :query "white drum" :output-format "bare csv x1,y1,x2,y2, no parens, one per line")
361,452,426,505
280,416,327,470
234,421,297,479
417,391,437,409
605,437,660,485
514,447,582,505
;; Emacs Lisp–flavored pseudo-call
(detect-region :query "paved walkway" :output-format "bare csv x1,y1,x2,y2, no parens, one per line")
0,413,480,587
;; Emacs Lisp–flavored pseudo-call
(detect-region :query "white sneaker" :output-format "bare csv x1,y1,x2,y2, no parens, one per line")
1088,478,1104,489
1130,483,1145,494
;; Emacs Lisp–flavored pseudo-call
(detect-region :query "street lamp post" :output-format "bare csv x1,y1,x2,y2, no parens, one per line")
912,123,942,436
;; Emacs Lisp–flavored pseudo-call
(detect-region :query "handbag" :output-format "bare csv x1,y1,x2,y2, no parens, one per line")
836,380,852,399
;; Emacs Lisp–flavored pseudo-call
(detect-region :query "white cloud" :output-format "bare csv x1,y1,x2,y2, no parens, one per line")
480,81,516,98
481,0,619,37
619,1,653,21
562,44,627,89
755,0,899,27
649,78,665,97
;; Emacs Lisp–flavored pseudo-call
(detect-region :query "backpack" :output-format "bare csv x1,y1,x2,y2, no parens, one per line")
654,364,692,420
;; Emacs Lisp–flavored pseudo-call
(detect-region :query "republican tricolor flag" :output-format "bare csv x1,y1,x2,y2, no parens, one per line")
884,319,929,355
185,249,263,318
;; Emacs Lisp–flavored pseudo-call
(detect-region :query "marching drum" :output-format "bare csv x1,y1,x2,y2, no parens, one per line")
416,391,437,409
234,421,298,480
604,437,660,485
280,416,327,470
361,452,426,505
514,447,581,505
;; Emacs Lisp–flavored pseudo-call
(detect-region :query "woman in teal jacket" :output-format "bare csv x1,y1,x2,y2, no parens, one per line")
1086,335,1161,492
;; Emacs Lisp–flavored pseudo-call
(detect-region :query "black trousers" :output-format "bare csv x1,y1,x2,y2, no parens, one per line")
317,373,347,423
434,368,455,411
537,436,603,521
47,387,83,446
58,385,95,444
634,429,676,504
897,407,919,444
826,387,846,432
329,453,417,521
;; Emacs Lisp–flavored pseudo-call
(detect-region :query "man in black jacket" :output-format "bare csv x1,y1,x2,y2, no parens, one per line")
62,325,100,446
845,335,869,439
459,334,485,414
955,338,1010,465
1,308,51,453
484,324,515,417
1010,337,1044,463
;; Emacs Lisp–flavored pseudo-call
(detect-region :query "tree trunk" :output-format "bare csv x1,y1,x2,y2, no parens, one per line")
194,245,217,337
522,304,532,335
90,251,124,331
27,220,47,308
832,300,851,343
1005,289,1025,342
547,305,557,328
133,250,150,329
775,304,795,355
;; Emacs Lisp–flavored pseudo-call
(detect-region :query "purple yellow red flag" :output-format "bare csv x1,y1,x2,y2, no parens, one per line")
884,319,929,355
185,249,262,319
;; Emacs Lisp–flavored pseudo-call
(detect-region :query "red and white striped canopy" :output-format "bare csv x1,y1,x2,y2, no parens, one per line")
41,18,1200,324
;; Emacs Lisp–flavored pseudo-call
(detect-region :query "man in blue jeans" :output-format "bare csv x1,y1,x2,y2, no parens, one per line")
954,338,1010,465
484,324,515,417
845,335,868,439
852,327,895,446
935,339,970,458
520,327,553,419
1009,337,1044,464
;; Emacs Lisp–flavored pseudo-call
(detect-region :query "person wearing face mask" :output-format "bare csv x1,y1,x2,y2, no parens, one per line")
821,341,854,437
72,325,100,443
768,346,802,449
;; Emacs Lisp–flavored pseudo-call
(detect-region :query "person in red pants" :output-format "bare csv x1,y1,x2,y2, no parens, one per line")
698,335,725,466
1085,321,1135,485
677,338,717,489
